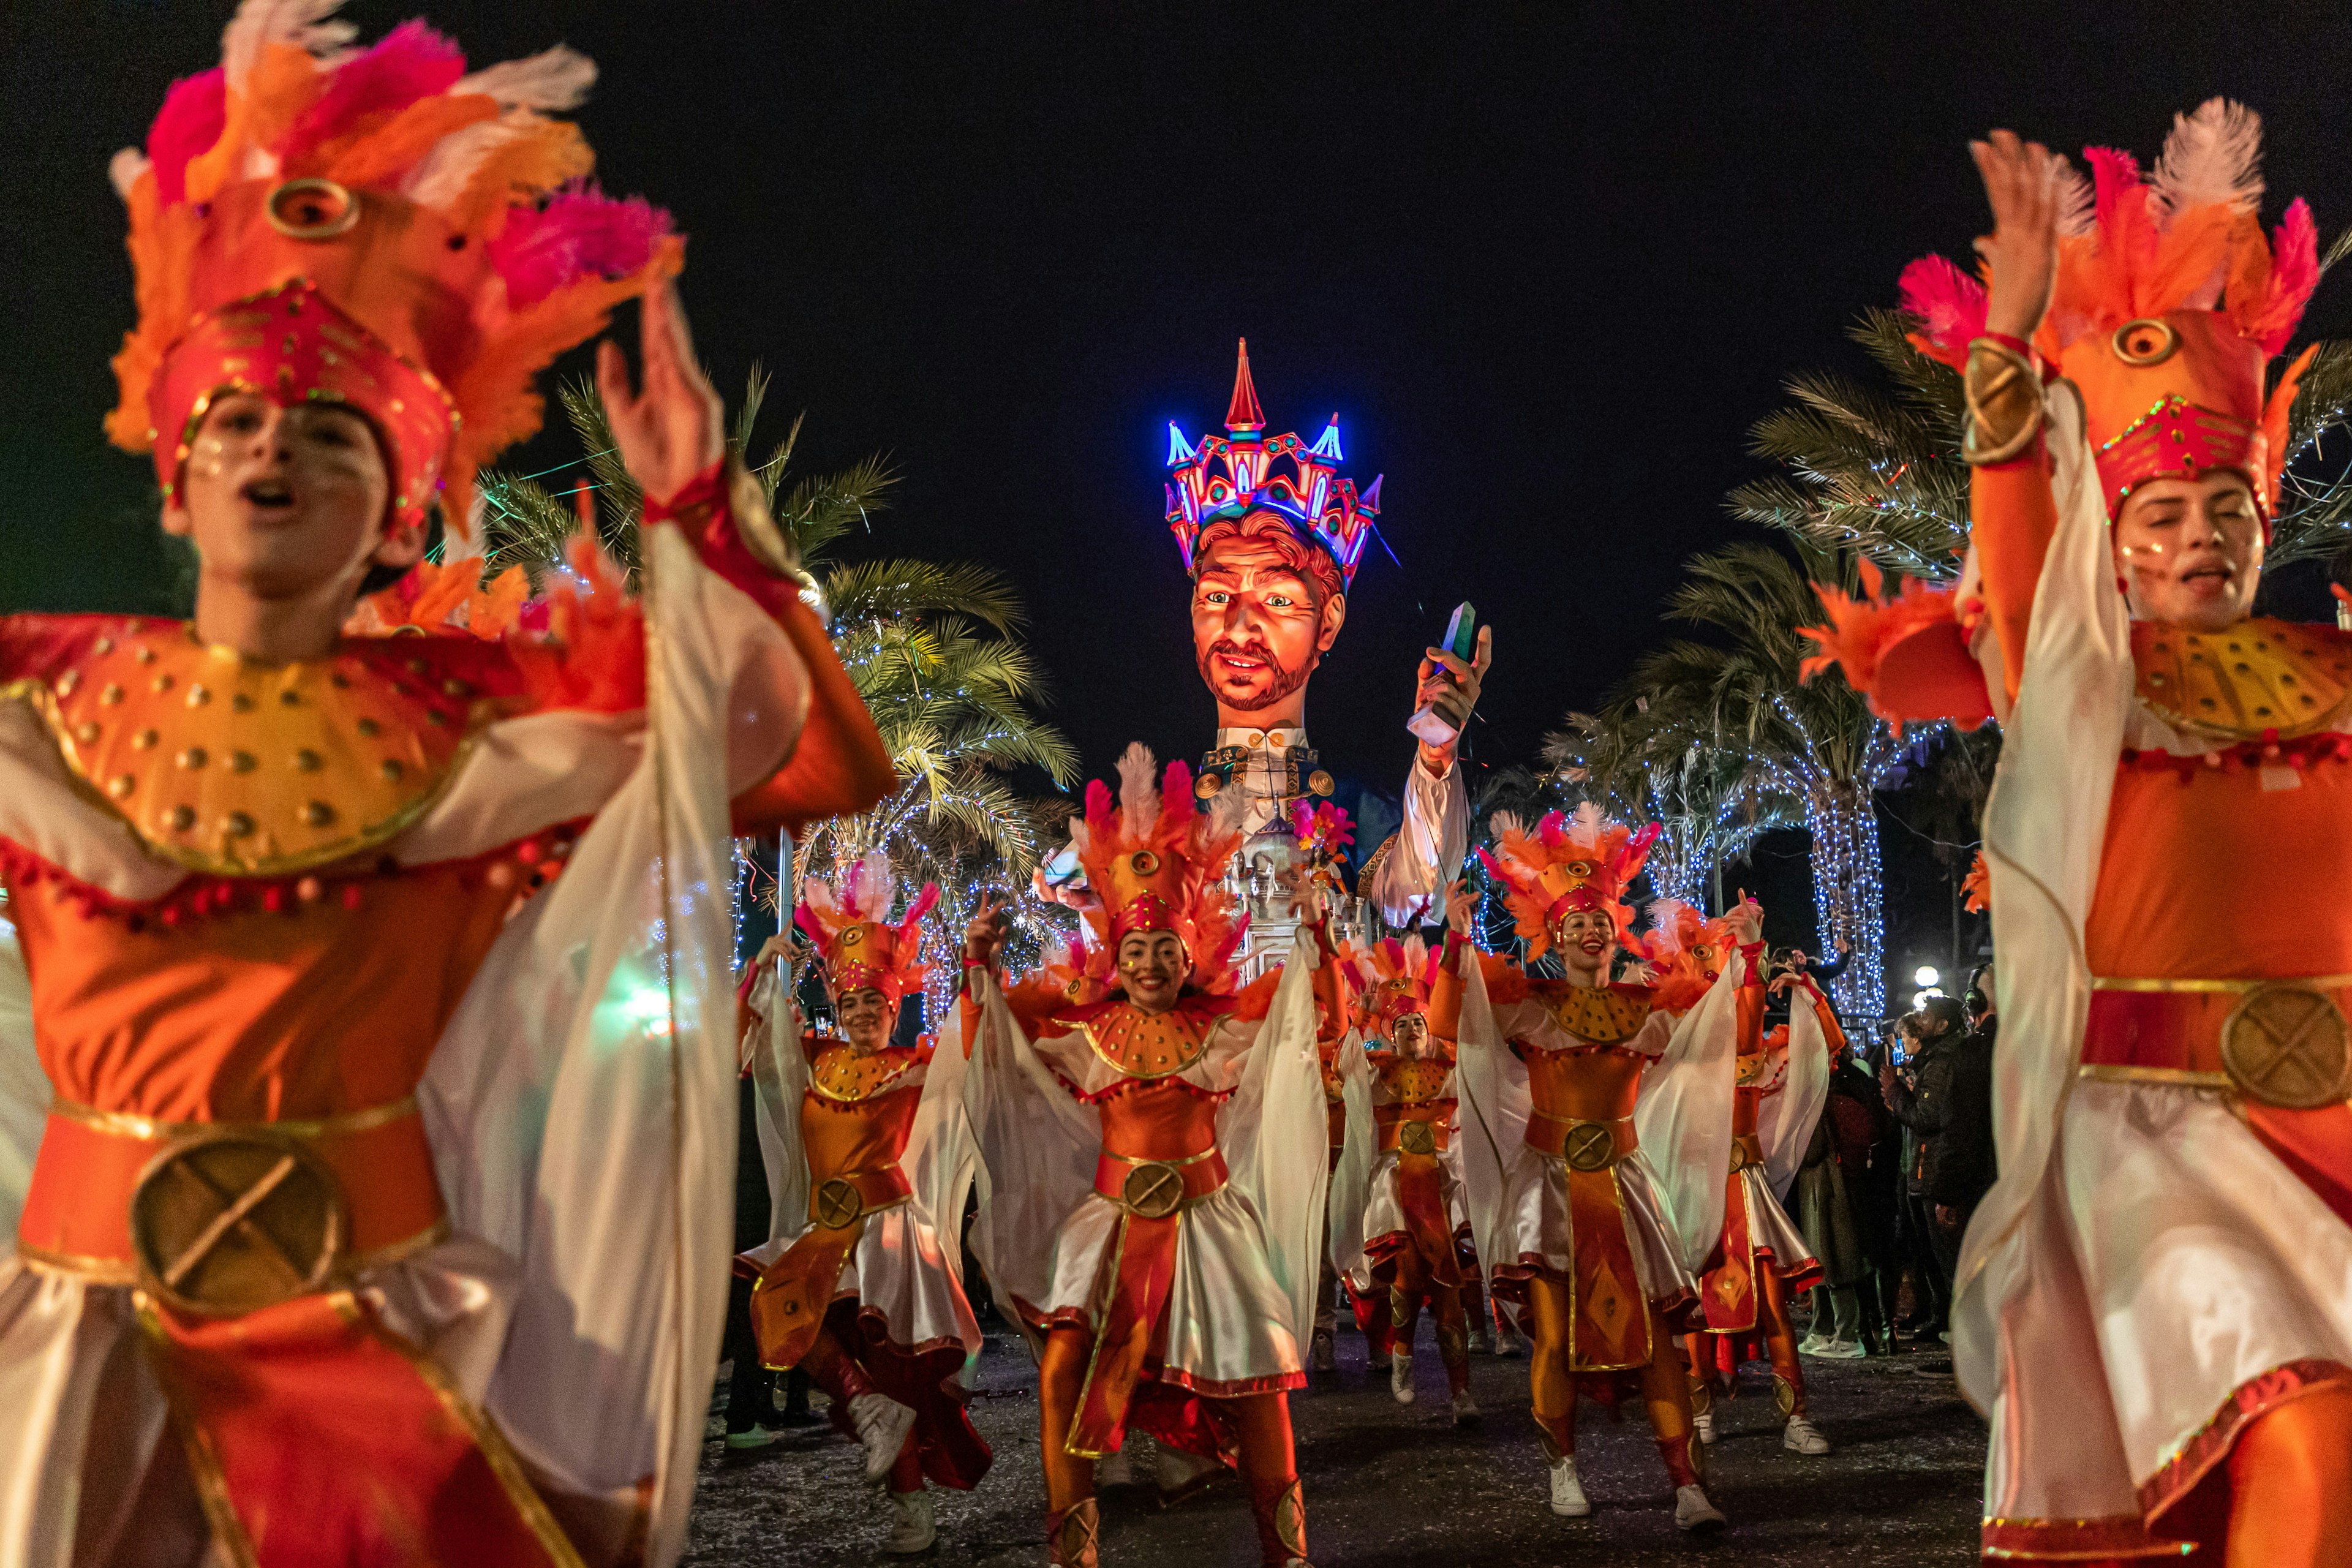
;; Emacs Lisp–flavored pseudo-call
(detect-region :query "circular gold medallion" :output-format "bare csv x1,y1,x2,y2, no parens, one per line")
813,1177,865,1229
1194,771,1224,799
1129,850,1161,876
1727,1140,1755,1174
839,925,866,947
263,178,362,241
1308,769,1335,797
130,1128,345,1316
1562,1121,1616,1172
2111,317,2180,367
2220,983,2352,1109
1121,1161,1185,1219
1773,1374,1798,1418
1399,1118,1438,1156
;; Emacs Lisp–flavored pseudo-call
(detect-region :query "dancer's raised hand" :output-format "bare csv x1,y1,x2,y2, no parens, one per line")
598,281,725,505
1970,128,2068,342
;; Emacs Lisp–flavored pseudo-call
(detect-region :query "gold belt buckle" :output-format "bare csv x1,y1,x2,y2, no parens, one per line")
1727,1139,1757,1174
130,1127,346,1316
814,1177,866,1229
2221,982,2352,1109
1398,1120,1438,1156
1561,1121,1616,1172
1121,1161,1186,1220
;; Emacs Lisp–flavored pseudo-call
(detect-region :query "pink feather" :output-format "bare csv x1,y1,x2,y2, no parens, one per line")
899,882,941,935
1895,255,1986,368
147,69,227,207
488,184,676,309
1084,778,1115,846
281,20,466,162
1162,761,1197,827
2248,198,2320,356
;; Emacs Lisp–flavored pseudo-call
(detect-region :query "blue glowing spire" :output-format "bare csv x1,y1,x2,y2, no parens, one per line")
1308,415,1343,461
1166,421,1196,467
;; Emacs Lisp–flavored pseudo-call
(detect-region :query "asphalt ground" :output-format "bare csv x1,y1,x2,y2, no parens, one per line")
685,1311,1985,1568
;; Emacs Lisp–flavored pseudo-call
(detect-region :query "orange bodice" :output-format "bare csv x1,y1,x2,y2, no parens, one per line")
798,1046,923,1183
1520,1041,1645,1124
2088,756,2352,979
11,854,518,1122
1732,1080,1763,1137
1096,1077,1222,1163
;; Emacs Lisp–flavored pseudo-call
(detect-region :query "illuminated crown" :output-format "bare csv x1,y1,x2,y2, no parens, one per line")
1901,99,2319,522
1479,805,1661,957
796,853,937,1013
108,2,682,538
1165,340,1382,589
1068,744,1247,992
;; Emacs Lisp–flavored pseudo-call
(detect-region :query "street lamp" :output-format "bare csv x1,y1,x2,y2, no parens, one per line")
1913,964,1940,989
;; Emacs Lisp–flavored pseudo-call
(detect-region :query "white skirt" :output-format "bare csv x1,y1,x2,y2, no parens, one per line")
1736,1166,1820,1277
1496,1143,1695,1308
1037,1185,1302,1393
743,1200,980,1359
0,1232,627,1568
2060,1079,2352,1504
1360,1148,1468,1249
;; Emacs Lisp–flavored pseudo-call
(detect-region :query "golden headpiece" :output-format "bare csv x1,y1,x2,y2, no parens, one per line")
1349,934,1440,1039
1068,744,1246,989
109,2,683,538
796,853,937,1014
1479,805,1660,959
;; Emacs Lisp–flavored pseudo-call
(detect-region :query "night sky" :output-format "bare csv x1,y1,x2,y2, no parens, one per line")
8,3,2352,965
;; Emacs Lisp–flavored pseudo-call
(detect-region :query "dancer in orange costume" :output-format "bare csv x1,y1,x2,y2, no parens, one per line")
961,746,1338,1567
1685,963,1836,1458
739,857,989,1555
0,7,893,1565
1434,807,1755,1532
1330,936,1479,1422
1806,102,2352,1566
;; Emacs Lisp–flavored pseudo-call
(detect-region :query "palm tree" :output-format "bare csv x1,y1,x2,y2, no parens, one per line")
474,368,1081,1013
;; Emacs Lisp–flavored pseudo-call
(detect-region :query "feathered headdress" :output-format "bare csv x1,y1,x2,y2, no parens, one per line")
1478,804,1661,957
1349,933,1440,1039
1633,899,1736,1013
1067,743,1246,992
108,1,683,538
1900,99,2319,522
796,852,938,1013
1962,849,1992,915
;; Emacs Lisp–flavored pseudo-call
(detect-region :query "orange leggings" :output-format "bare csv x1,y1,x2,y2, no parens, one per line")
1036,1325,1297,1510
1389,1246,1469,1396
2222,1385,2352,1568
1525,1276,1700,1487
1685,1261,1807,1418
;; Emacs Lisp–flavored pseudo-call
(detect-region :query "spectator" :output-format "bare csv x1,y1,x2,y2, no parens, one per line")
1880,997,1964,1342
1932,965,2000,1247
1808,1019,1901,1354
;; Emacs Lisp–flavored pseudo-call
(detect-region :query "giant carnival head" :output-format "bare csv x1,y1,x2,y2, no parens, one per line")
1166,343,1381,721
108,3,679,594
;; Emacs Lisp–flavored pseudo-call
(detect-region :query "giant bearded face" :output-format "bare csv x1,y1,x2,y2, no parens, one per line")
1189,510,1348,718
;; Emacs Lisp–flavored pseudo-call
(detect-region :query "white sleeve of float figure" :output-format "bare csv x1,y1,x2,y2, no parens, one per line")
1366,754,1470,927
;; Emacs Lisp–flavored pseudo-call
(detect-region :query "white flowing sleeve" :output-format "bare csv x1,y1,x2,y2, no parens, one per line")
1632,955,1742,1273
1363,757,1468,927
1455,960,1531,1300
1326,1030,1375,1291
907,1012,979,1311
1218,952,1333,1349
414,524,807,1567
1764,1011,1830,1204
0,919,42,1231
739,963,810,1267
960,974,1100,1337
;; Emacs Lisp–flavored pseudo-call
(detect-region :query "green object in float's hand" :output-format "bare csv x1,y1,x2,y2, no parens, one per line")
1406,602,1477,747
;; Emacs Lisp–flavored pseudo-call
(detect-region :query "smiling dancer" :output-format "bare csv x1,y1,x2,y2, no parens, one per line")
961,746,1335,1567
739,858,989,1555
1433,809,1752,1532
0,6,893,1564
1806,102,2351,1565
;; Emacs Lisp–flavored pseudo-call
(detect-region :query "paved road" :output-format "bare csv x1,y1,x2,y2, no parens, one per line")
687,1320,1985,1567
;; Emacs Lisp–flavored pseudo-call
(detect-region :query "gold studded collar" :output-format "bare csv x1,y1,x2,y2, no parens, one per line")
1539,983,1657,1046
1,616,521,875
2133,617,2352,742
808,1038,925,1102
1373,1055,1453,1105
1071,994,1234,1080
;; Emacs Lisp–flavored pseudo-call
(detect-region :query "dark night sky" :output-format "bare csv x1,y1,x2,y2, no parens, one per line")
7,3,2352,961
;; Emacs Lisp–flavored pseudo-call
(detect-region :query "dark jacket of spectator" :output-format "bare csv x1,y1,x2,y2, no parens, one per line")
1930,1018,1998,1213
1882,1030,1961,1199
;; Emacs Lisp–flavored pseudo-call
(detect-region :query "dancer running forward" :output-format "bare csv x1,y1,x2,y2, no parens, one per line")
960,746,1337,1568
1435,807,1755,1532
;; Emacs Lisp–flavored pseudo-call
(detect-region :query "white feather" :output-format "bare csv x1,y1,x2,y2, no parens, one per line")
2054,162,2095,238
402,112,527,209
1488,810,1526,845
2152,97,2264,222
456,46,596,110
221,0,356,90
1114,743,1159,841
109,148,149,201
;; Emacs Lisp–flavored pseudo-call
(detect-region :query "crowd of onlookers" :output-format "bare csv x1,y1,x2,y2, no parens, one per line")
1794,960,1999,1361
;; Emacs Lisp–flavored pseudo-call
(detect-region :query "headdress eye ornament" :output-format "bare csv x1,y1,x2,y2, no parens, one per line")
263,179,361,243
2111,318,2179,368
1129,851,1161,876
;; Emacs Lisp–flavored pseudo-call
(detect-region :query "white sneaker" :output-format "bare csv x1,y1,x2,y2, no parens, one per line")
1492,1327,1523,1360
1547,1453,1591,1517
1796,1333,1830,1355
846,1392,918,1487
1812,1338,1868,1360
1784,1415,1832,1455
1675,1483,1727,1532
723,1423,782,1450
1390,1348,1416,1405
1451,1389,1481,1426
882,1489,935,1555
1693,1409,1716,1446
